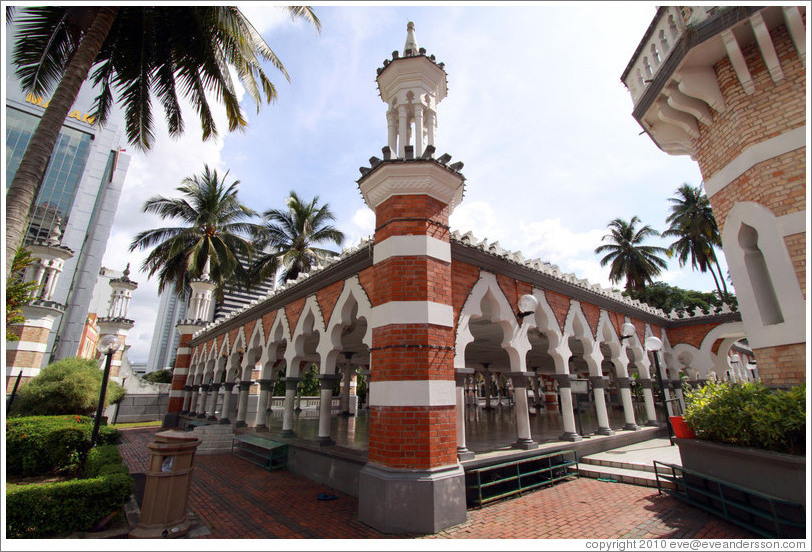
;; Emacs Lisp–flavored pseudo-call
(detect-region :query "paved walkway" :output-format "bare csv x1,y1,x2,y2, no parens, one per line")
117,427,755,540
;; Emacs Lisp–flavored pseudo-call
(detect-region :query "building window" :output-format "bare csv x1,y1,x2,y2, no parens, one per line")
5,106,93,242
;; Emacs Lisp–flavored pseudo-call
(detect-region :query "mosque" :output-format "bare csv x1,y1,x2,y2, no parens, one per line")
160,8,805,535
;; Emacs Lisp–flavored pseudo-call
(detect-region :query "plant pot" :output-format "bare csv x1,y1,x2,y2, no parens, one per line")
675,438,806,505
669,416,695,439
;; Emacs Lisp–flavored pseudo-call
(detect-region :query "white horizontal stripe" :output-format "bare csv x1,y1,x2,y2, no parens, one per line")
373,235,451,263
705,126,806,197
13,315,57,329
172,368,189,375
369,380,455,407
779,210,806,236
169,390,185,397
176,347,191,355
5,340,48,353
5,367,41,378
370,301,454,328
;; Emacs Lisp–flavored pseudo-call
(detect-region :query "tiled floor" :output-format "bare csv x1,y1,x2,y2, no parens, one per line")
118,427,756,540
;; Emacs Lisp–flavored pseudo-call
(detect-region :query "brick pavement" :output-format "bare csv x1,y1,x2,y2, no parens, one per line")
117,427,756,540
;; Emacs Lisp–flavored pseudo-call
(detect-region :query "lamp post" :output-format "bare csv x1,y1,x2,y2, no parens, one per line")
644,335,674,445
92,334,122,448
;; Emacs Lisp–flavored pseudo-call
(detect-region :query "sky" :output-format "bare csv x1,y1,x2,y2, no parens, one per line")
7,3,727,365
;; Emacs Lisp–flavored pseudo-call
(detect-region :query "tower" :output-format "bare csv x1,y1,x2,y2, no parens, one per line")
621,6,806,386
96,264,138,377
356,22,467,534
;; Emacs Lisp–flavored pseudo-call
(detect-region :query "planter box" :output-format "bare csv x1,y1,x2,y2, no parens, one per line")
675,438,806,506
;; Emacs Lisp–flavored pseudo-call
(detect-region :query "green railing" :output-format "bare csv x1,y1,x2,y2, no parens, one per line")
465,450,578,509
654,461,805,538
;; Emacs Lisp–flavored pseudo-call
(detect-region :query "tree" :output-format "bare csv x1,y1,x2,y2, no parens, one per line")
6,248,39,341
129,165,258,296
624,281,737,315
662,183,731,302
143,369,173,384
5,5,320,281
595,216,669,291
9,357,126,416
250,191,345,284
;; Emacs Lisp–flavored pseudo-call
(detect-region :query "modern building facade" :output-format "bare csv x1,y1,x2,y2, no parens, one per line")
147,288,189,373
621,5,806,387
5,92,131,388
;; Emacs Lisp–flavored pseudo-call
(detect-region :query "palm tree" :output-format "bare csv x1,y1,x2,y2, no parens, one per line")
595,216,669,291
129,165,259,296
5,5,320,280
662,183,730,301
250,192,345,284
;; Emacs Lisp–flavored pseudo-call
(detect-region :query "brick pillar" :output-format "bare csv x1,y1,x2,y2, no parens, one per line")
164,322,202,427
357,158,467,533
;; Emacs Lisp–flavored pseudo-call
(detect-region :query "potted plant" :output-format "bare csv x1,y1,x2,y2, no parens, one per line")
678,380,806,505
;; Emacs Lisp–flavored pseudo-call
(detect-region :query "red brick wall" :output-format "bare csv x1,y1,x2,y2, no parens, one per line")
581,302,600,338
665,321,724,350
374,194,450,242
545,290,570,332
317,280,345,327
450,260,480,327
261,311,277,341
368,407,457,469
284,297,307,335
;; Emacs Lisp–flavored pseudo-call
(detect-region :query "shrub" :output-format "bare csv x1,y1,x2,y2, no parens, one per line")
6,473,133,538
83,445,129,478
143,368,173,383
9,357,126,416
6,416,120,476
683,380,805,455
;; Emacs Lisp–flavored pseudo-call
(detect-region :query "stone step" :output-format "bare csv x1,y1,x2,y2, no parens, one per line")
572,464,676,490
579,456,657,474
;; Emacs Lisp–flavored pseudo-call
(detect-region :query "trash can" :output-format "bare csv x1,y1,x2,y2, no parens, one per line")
129,430,201,538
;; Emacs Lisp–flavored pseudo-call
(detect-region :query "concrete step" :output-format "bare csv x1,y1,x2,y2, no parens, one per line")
579,456,657,474
572,464,676,490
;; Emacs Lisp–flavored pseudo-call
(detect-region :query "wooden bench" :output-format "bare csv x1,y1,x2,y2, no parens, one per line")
232,435,287,471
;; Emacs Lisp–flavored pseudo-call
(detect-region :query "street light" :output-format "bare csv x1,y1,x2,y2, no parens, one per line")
92,334,122,448
644,335,674,445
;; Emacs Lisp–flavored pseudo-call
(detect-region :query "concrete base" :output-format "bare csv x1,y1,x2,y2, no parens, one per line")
234,421,247,428
358,463,467,534
645,420,660,427
162,412,180,429
281,429,296,438
560,432,582,442
457,448,475,461
218,418,231,425
317,436,335,447
596,427,615,436
513,438,539,450
129,516,191,539
623,423,640,431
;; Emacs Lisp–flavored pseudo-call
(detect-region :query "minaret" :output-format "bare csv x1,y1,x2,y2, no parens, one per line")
165,260,217,425
96,264,138,377
377,21,447,159
357,22,467,534
6,227,74,391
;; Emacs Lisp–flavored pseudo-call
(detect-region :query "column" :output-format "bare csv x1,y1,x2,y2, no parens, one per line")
589,376,614,436
672,379,685,412
219,382,236,424
554,374,581,441
181,386,193,415
426,110,436,147
253,379,273,431
281,377,301,437
413,103,424,157
165,322,203,427
509,373,537,449
387,109,397,154
206,383,220,420
196,385,209,418
615,377,639,431
455,368,475,460
235,381,252,428
530,375,542,409
340,362,353,416
483,366,493,409
317,374,341,446
397,104,408,158
640,379,659,425
187,386,199,416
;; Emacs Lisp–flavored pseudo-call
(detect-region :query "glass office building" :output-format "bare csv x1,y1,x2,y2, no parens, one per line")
5,96,131,367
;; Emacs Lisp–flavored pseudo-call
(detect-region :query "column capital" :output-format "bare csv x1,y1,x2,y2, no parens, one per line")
183,385,192,392
318,374,341,389
223,382,236,391
238,381,253,391
506,371,530,388
210,382,222,391
284,377,302,390
639,379,653,390
615,377,631,389
258,379,274,391
455,367,474,386
553,373,572,387
589,376,607,389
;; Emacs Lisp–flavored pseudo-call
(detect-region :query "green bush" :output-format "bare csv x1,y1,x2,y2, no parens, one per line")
83,445,129,478
9,357,126,416
143,368,173,383
683,380,805,455
6,473,133,538
6,416,120,476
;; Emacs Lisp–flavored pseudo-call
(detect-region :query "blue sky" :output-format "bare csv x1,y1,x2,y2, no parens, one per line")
26,3,723,364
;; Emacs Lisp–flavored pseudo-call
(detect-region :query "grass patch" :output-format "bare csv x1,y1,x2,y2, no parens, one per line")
109,420,163,429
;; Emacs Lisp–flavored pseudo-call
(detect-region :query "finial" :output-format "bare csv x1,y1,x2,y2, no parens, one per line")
123,263,130,278
403,21,419,56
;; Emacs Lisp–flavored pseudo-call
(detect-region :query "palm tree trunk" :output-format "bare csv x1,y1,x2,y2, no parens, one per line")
707,263,724,299
5,6,118,280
